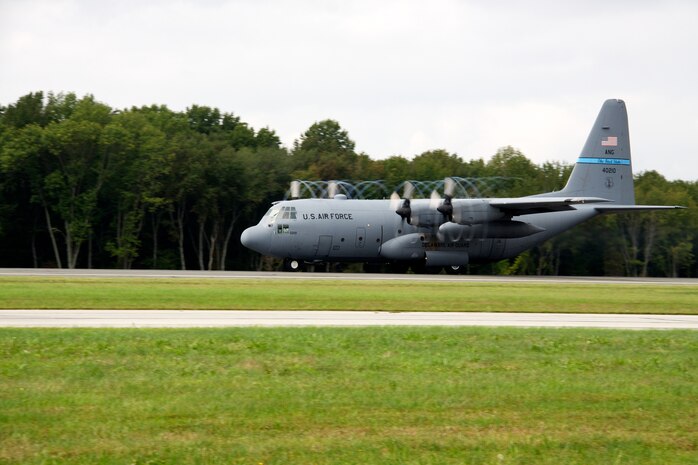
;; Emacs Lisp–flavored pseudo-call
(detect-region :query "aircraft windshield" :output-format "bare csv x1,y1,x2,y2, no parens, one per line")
266,207,281,225
265,206,297,226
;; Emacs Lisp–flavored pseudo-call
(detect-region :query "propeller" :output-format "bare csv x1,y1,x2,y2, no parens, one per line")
436,177,455,222
393,182,415,224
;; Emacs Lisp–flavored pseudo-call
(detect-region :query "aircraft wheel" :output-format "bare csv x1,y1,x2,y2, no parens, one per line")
445,265,463,275
283,258,304,272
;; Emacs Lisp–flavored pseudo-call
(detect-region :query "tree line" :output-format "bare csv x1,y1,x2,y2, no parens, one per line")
0,91,696,276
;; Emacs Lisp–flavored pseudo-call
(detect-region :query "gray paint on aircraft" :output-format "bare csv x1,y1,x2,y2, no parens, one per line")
241,100,683,271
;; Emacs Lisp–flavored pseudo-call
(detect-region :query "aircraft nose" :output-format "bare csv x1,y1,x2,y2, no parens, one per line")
241,225,270,254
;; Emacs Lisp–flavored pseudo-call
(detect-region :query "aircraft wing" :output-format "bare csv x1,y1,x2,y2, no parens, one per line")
486,197,611,216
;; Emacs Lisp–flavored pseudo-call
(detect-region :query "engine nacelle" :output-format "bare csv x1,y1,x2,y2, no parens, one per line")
452,200,506,225
425,250,469,267
380,233,426,261
411,211,441,227
404,202,442,227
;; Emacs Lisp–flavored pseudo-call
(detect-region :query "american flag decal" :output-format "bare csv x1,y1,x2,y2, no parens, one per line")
601,136,618,147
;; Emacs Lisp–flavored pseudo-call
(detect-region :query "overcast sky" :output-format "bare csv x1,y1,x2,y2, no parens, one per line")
2,0,697,180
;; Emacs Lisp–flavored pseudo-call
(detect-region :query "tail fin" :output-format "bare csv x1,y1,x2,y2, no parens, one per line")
555,99,635,204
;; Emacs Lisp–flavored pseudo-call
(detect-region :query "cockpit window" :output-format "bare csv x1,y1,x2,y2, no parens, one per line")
266,206,296,225
266,207,281,226
282,207,297,219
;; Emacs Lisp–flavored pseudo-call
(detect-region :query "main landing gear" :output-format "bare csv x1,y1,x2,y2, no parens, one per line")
444,265,464,275
280,259,465,274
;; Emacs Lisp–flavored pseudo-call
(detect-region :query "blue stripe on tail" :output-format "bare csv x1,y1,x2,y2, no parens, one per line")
577,157,631,165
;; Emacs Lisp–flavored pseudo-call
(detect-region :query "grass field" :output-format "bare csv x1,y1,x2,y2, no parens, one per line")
0,276,697,313
1,327,697,464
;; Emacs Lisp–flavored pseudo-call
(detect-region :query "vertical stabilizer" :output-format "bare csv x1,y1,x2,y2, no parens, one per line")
554,99,635,204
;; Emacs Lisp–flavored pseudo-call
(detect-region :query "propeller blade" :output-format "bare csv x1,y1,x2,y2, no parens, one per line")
403,181,414,200
444,177,456,198
327,181,338,198
429,189,442,209
290,180,301,199
390,191,401,210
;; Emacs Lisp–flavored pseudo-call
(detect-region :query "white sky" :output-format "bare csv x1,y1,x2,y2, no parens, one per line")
2,0,697,180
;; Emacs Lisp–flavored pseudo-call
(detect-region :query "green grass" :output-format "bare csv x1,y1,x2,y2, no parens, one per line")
1,327,697,464
0,276,697,313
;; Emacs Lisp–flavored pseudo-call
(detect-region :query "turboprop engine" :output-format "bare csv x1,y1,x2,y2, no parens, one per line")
380,233,470,266
392,179,511,228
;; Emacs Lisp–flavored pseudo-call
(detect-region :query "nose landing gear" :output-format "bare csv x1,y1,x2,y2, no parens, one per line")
282,258,304,272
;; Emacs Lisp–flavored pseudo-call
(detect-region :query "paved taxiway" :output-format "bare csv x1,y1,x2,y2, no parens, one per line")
2,310,698,330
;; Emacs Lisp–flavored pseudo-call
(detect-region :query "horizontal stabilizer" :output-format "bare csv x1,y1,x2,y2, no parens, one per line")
488,197,610,215
594,205,686,213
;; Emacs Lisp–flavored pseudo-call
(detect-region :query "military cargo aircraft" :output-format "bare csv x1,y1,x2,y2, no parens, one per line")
241,99,683,272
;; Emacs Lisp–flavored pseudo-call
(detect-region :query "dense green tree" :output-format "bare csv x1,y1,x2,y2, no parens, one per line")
536,161,573,194
295,119,355,154
0,94,113,268
186,105,221,134
255,127,282,148
380,156,411,190
485,146,540,196
411,149,465,180
101,110,170,268
40,96,113,268
0,123,49,264
44,92,78,124
292,119,358,180
189,137,263,270
2,91,46,128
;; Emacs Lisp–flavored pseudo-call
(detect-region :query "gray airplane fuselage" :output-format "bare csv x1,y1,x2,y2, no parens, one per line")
241,197,596,267
241,99,682,271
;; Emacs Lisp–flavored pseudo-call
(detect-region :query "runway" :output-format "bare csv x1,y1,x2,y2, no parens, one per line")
1,268,697,285
2,269,696,329
2,310,698,330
